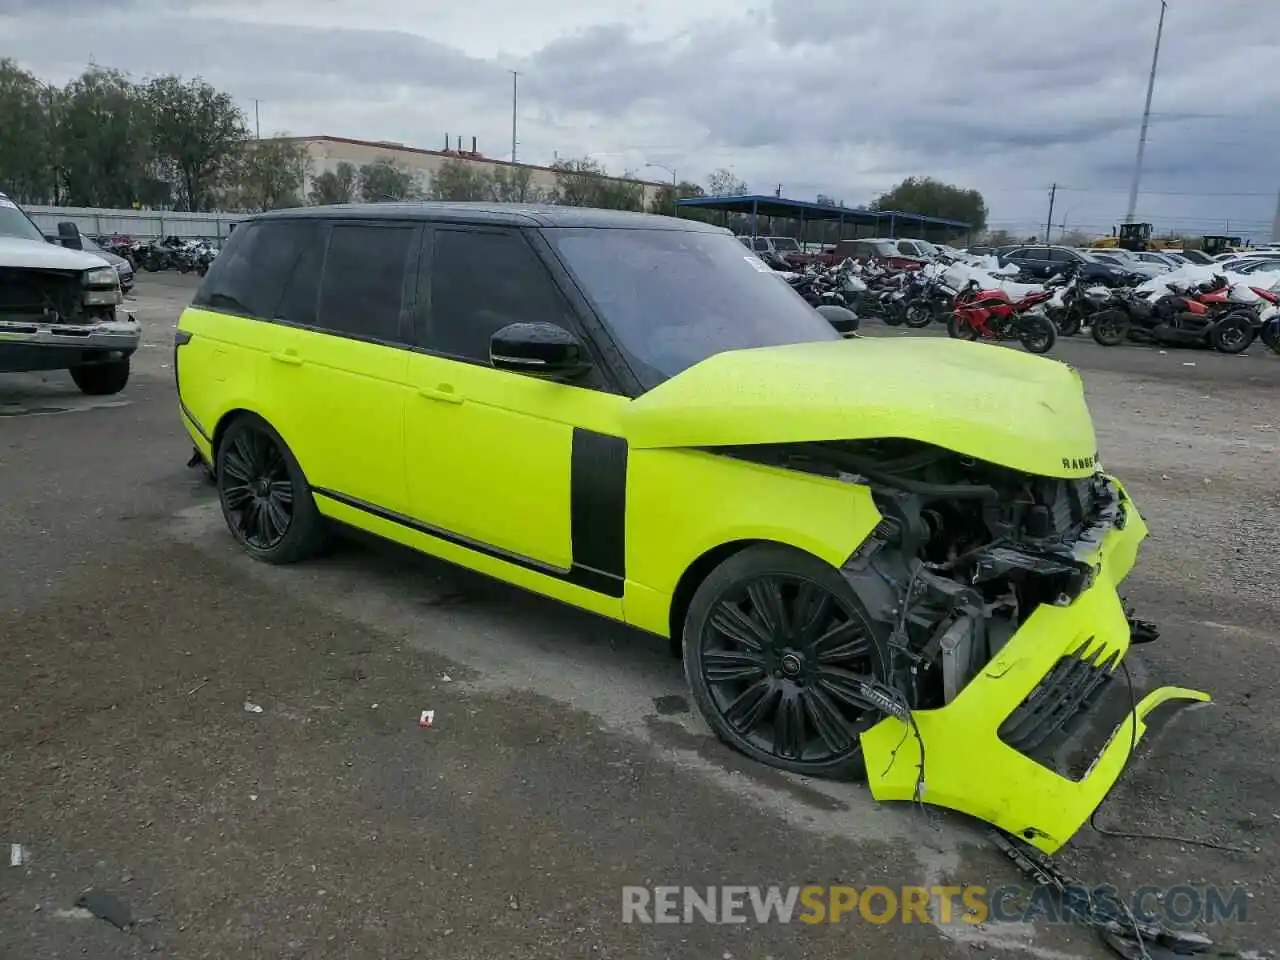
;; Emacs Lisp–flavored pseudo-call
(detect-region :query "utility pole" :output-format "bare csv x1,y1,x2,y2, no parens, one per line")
775,183,782,197
1045,183,1057,243
254,99,261,139
1270,189,1280,243
509,71,519,163
1125,0,1167,223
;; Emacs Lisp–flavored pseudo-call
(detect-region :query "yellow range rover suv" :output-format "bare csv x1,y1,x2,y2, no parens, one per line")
176,204,1206,854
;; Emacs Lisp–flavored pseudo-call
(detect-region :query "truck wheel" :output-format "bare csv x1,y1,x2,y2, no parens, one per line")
69,358,130,395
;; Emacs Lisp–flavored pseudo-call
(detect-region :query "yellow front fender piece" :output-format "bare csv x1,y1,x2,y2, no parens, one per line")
860,490,1210,855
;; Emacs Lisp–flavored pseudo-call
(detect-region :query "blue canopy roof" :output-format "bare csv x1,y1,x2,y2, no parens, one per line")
674,194,970,230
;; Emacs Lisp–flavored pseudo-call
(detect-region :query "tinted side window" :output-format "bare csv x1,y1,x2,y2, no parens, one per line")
752,238,770,251
192,221,305,319
1048,248,1076,262
425,227,574,362
316,223,416,342
275,221,328,327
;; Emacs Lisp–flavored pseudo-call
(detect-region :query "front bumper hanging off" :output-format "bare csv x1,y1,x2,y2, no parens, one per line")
859,481,1211,855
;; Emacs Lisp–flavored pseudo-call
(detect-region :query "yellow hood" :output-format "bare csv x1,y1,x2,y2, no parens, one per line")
621,338,1099,479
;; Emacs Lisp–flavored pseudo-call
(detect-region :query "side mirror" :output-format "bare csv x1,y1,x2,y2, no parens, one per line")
57,221,83,250
490,322,591,379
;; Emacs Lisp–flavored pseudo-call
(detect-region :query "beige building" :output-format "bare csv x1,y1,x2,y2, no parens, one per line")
272,135,666,207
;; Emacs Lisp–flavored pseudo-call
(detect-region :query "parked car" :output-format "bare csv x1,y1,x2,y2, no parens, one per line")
0,191,138,393
1084,249,1167,280
736,235,822,269
175,202,1197,855
1000,245,1139,285
892,238,940,260
822,238,928,271
1174,249,1215,266
46,232,135,292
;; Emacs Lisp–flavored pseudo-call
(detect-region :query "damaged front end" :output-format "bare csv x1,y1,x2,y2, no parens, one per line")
731,439,1209,854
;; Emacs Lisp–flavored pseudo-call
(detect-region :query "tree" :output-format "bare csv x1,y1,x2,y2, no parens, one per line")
647,180,705,216
429,157,492,201
871,176,988,233
982,229,1017,247
548,157,643,210
228,137,310,211
706,168,748,197
0,58,58,203
53,67,155,208
359,157,421,201
144,74,248,211
308,161,358,205
488,165,545,204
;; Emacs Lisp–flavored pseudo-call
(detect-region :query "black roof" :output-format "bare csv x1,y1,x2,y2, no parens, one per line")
252,202,728,232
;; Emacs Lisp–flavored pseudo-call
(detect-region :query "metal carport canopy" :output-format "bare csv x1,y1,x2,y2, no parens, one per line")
673,194,970,237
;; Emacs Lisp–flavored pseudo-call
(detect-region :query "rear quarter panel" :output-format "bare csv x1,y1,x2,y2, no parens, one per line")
176,307,279,451
622,448,882,637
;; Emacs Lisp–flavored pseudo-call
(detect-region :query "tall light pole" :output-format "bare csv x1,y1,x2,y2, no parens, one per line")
509,71,519,163
1125,0,1167,223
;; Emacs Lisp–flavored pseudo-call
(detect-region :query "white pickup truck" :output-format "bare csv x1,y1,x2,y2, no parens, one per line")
1,192,140,394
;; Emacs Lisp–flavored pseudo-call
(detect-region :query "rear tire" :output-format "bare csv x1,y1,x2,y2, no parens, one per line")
70,358,130,395
1019,314,1057,354
215,415,327,564
1091,309,1129,347
1211,312,1255,354
1261,318,1280,353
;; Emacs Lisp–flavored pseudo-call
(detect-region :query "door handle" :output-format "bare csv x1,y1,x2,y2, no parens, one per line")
271,350,302,366
418,384,463,404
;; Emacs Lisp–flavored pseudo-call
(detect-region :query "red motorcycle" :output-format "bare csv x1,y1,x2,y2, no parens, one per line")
947,279,1058,354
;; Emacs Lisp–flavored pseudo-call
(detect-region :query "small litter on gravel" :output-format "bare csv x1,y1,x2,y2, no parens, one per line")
10,843,26,866
441,674,452,683
1183,362,1196,367
74,890,134,930
243,701,264,714
419,709,435,728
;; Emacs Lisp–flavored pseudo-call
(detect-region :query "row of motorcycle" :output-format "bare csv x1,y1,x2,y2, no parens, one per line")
97,235,221,276
786,259,1280,356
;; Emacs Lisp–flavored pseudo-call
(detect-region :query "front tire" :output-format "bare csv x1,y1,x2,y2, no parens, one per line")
903,304,933,328
1091,309,1129,346
70,358,130,395
682,544,888,780
215,416,327,564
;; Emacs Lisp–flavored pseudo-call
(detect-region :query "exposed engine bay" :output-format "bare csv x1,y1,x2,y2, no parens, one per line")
0,267,115,326
728,438,1124,721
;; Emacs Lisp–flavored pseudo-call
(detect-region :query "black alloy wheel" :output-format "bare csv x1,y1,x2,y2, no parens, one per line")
683,545,887,780
215,416,326,563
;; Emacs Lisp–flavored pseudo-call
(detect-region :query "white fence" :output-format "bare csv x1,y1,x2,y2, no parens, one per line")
23,205,243,240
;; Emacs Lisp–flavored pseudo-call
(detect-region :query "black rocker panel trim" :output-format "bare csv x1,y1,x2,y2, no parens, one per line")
311,428,629,599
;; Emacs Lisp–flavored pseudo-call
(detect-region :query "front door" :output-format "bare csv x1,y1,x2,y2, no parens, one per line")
402,224,628,609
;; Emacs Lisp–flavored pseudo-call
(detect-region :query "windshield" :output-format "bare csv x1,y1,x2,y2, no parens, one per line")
916,239,941,256
547,227,840,389
0,194,47,243
769,237,801,253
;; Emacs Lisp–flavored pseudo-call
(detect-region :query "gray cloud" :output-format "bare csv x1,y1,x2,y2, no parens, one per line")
4,0,1279,238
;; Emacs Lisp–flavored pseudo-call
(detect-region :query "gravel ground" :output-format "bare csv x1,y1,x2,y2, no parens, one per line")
1,273,1276,959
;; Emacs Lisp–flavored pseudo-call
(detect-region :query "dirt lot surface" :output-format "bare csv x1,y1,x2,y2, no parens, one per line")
2,272,1277,959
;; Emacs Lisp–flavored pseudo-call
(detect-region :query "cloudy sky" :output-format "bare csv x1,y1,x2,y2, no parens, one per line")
3,0,1279,239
